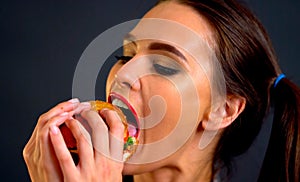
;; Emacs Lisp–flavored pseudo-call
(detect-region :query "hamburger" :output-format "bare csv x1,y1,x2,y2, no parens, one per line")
60,100,139,164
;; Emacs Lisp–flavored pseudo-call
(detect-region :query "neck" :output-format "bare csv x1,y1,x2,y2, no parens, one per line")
133,132,218,182
134,162,212,182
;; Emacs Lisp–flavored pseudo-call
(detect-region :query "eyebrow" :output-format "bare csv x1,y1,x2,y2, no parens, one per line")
123,33,137,47
124,33,187,61
148,42,187,61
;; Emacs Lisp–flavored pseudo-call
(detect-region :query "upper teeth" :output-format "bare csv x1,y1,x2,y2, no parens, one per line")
112,99,128,109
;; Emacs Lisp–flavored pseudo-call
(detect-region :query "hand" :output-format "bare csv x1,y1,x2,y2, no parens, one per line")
23,98,81,181
49,108,125,182
23,99,125,182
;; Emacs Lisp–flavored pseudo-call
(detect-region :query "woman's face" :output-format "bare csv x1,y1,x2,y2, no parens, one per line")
106,1,218,172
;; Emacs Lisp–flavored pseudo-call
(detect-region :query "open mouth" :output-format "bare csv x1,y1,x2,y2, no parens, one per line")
108,92,140,138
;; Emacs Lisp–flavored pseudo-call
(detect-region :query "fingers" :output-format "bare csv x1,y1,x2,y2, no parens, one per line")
65,118,93,162
39,112,71,167
50,117,124,181
23,99,125,181
25,99,78,148
72,102,91,115
49,120,77,176
80,110,110,159
24,111,72,181
32,99,86,147
39,98,80,124
23,99,82,181
46,102,92,167
80,109,125,162
32,98,80,141
40,101,92,179
100,109,125,162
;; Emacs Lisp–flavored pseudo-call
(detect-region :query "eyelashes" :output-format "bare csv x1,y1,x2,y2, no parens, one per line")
153,63,179,76
114,55,179,76
115,55,132,64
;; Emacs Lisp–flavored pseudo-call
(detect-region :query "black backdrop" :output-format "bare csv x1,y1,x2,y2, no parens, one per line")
0,1,299,181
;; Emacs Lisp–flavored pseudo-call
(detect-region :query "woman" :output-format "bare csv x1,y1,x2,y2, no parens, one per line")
23,0,300,181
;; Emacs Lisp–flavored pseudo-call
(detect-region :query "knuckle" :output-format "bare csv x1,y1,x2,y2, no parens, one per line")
22,146,30,161
38,113,47,123
100,162,110,177
58,154,70,164
38,128,48,140
77,131,91,144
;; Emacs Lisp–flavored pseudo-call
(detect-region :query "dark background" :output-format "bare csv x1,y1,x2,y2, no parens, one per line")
0,0,299,181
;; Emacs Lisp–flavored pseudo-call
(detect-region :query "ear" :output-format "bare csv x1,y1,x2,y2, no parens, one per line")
202,95,246,130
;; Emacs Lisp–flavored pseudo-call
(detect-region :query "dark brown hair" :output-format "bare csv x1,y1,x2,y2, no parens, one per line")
158,0,300,181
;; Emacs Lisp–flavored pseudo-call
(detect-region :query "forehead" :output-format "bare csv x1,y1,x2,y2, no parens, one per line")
127,1,216,67
143,1,214,42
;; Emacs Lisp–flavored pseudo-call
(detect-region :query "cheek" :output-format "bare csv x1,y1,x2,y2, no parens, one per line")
140,76,182,143
140,72,211,144
193,70,211,122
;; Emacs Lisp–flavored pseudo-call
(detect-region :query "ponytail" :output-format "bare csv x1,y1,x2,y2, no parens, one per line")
259,77,300,182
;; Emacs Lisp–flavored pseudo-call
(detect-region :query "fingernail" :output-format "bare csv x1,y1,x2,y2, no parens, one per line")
68,98,79,103
59,112,69,117
81,102,91,106
100,108,109,114
50,125,59,135
69,115,75,120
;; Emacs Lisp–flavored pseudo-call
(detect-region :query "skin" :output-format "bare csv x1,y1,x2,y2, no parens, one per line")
23,99,126,181
107,1,245,181
23,1,246,182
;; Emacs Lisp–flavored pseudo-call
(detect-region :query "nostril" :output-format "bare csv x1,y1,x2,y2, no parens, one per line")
115,68,141,91
114,74,132,89
122,82,131,88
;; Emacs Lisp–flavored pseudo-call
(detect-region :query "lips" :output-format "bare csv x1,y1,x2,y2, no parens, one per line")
108,92,140,139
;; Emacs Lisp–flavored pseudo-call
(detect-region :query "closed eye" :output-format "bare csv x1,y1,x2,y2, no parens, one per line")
153,63,179,76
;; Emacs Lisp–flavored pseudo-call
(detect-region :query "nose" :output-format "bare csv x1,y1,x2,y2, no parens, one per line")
114,61,141,91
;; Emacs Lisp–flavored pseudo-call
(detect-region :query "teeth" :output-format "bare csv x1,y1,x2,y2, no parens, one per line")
112,99,128,109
